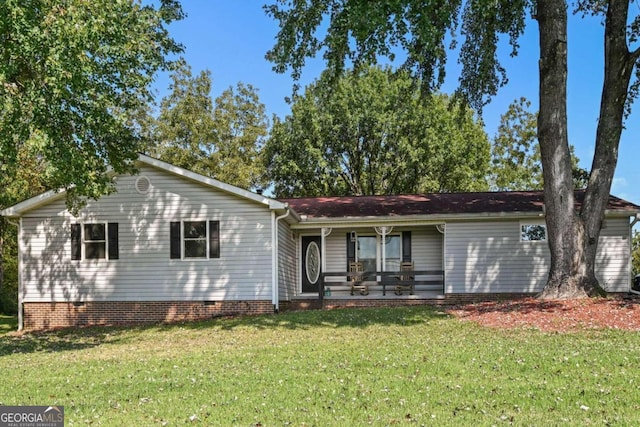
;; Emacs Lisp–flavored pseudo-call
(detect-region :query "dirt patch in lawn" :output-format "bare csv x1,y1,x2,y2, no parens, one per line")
446,295,640,332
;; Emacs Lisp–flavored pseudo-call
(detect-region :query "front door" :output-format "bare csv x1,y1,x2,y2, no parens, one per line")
301,236,322,293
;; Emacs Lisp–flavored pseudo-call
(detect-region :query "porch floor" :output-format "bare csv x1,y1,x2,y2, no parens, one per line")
295,289,445,300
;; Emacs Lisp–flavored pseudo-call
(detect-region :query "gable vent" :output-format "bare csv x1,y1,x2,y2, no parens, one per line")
135,176,151,194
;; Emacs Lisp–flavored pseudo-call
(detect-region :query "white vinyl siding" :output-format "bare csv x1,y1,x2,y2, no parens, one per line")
278,221,297,300
324,232,347,275
411,227,444,271
20,165,274,302
444,218,631,294
596,219,631,292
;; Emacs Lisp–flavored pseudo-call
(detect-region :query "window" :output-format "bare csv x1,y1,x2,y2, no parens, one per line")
170,220,220,259
184,221,207,258
347,233,408,272
384,235,402,271
84,224,106,259
71,223,119,260
357,236,378,272
521,223,547,242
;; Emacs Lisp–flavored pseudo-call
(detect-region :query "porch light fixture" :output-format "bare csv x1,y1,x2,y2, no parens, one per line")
350,230,357,242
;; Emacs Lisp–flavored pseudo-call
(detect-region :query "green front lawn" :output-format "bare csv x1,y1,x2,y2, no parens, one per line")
0,315,17,335
0,307,638,426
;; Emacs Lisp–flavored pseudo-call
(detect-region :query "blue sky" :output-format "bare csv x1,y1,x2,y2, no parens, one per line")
153,1,639,205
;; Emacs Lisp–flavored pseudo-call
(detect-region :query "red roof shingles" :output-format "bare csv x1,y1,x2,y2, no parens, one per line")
279,191,640,219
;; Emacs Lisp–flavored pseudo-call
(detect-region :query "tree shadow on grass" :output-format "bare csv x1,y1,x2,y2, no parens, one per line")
0,315,17,335
0,325,134,356
183,305,450,331
445,298,567,318
0,306,449,355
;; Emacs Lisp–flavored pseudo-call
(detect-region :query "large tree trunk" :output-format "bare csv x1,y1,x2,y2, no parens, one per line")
537,0,635,299
578,0,636,292
536,0,586,298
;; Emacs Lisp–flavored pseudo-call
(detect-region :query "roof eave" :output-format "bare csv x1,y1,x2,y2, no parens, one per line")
289,209,638,229
0,189,67,218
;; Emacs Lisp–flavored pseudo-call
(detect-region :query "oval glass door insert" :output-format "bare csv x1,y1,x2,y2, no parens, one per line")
305,241,321,284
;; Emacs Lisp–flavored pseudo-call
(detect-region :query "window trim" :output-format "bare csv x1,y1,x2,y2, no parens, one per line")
183,220,208,259
170,220,220,260
71,222,119,261
383,234,402,271
355,233,403,271
520,221,547,242
83,223,107,260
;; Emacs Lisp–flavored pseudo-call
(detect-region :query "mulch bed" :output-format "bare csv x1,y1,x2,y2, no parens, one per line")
445,295,640,332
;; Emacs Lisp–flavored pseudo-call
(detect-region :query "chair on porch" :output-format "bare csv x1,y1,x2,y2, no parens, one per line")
349,261,369,295
394,261,415,295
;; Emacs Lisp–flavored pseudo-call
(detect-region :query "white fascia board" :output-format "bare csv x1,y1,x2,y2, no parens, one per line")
138,154,287,210
604,209,640,218
289,211,543,229
289,209,640,229
0,189,67,218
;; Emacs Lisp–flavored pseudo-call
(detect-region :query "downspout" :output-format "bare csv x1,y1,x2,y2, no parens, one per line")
630,214,639,295
272,205,290,313
6,218,21,331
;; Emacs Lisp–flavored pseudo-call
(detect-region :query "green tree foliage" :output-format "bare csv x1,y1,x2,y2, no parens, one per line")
150,60,268,190
150,59,216,175
264,66,490,197
210,83,268,191
266,0,640,298
0,143,47,314
491,98,589,191
0,0,184,203
0,0,182,313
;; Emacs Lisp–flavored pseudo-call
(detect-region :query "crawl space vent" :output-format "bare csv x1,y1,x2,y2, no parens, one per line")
135,176,151,194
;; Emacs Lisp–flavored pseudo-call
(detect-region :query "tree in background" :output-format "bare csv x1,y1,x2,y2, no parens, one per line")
264,66,490,198
491,97,589,191
150,60,268,190
265,0,640,299
0,0,183,314
149,59,216,175
209,83,268,191
0,143,48,314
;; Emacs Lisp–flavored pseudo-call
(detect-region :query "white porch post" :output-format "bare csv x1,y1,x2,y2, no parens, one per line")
321,227,332,272
381,229,386,272
375,226,393,272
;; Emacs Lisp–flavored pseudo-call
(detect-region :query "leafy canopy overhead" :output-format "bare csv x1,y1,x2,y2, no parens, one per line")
264,66,490,198
265,0,529,110
0,0,184,204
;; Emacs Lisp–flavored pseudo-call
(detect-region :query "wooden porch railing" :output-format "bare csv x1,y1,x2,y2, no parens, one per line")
318,270,445,301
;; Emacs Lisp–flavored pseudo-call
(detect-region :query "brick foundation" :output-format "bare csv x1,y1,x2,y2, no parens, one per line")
23,300,275,331
22,293,546,330
288,293,537,311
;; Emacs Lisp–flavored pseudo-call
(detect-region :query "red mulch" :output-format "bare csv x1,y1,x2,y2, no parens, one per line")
445,295,640,332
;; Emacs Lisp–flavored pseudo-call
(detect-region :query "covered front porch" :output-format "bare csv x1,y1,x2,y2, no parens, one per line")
294,222,446,300
320,269,445,298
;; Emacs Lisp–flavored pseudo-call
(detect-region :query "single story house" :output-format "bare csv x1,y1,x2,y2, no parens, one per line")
2,154,639,330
